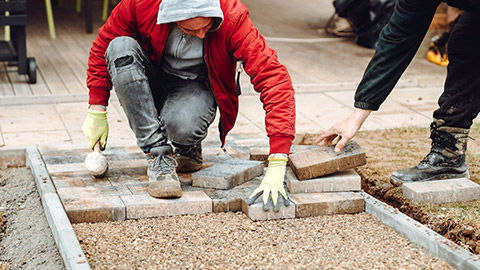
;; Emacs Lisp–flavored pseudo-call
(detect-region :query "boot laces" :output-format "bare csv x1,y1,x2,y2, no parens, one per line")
148,155,178,176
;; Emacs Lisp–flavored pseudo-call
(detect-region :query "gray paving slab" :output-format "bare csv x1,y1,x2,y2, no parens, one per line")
192,159,264,189
402,178,480,203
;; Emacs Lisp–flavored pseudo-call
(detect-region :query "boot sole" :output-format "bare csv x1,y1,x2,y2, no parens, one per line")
390,171,470,187
148,180,182,198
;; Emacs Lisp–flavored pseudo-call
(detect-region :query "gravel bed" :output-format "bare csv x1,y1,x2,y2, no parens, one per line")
74,212,454,269
0,167,64,269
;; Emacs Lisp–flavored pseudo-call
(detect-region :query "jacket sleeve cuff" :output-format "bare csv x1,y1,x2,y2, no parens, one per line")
354,101,380,111
269,135,293,155
88,87,110,106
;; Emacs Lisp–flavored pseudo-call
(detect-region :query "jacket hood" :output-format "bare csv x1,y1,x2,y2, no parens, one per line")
157,0,224,30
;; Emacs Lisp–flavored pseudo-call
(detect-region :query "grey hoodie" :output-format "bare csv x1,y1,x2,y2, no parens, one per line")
157,0,224,80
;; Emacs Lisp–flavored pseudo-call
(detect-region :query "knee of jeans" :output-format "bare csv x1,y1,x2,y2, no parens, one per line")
105,36,142,65
164,118,204,146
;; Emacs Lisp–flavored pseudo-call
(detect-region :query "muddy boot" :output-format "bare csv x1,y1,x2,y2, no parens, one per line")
391,122,469,186
146,145,182,198
174,144,203,173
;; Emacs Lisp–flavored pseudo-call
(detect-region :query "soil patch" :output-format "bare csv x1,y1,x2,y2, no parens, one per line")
298,123,480,254
0,166,64,269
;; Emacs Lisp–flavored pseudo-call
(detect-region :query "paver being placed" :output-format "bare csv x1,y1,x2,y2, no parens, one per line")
192,159,264,189
286,168,361,193
288,140,366,180
290,192,365,218
241,199,296,221
120,191,212,219
402,178,480,203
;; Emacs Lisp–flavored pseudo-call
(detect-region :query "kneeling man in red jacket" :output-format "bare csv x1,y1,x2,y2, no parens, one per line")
82,0,295,211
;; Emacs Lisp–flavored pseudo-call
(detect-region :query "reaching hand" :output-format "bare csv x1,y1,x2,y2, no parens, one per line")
82,109,108,150
246,156,290,212
315,108,372,152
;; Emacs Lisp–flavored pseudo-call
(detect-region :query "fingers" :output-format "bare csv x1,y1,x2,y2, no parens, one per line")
273,196,281,212
87,139,96,151
246,191,262,205
263,194,273,211
334,136,350,152
314,130,337,145
100,133,108,151
280,190,290,206
247,187,263,205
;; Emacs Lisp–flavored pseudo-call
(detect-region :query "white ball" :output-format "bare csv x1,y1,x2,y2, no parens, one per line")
85,152,108,176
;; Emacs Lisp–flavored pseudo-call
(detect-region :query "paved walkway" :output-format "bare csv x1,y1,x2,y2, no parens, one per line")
0,86,456,148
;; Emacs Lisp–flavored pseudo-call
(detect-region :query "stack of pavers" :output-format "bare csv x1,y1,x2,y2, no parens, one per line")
241,140,367,221
38,139,367,223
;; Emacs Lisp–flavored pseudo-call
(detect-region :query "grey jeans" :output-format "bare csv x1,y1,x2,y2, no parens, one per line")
105,36,217,153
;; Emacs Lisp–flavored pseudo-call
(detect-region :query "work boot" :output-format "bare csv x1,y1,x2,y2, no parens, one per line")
146,145,182,198
391,121,469,186
174,144,203,173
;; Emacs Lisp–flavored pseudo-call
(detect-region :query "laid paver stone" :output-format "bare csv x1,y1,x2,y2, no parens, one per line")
120,191,212,219
61,195,126,223
192,159,264,189
46,159,147,175
289,192,365,218
402,178,480,203
286,168,361,193
57,186,131,223
288,140,366,180
204,178,261,212
241,199,296,221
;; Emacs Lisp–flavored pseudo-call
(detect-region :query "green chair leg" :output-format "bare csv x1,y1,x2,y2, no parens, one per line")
45,0,56,39
102,0,109,21
4,1,10,42
76,0,81,13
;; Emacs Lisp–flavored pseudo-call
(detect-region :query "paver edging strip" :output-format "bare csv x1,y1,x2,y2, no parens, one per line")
361,192,480,270
25,145,91,270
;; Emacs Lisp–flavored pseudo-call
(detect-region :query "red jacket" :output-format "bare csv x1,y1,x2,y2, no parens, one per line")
87,0,295,154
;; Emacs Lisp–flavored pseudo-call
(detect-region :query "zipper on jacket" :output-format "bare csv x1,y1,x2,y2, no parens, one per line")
203,37,226,151
236,61,243,96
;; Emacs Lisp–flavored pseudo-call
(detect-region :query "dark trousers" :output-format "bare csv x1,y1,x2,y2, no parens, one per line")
433,11,480,129
105,37,217,153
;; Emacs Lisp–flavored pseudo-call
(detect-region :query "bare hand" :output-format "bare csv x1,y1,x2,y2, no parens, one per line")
314,108,372,152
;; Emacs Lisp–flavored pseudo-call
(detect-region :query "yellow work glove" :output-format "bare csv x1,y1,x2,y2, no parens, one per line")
247,155,290,212
82,109,108,150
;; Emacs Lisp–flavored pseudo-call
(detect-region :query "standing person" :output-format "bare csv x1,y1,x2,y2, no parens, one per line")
316,0,480,186
82,0,295,211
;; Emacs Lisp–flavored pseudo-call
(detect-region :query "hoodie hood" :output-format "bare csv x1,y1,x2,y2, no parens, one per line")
157,0,224,30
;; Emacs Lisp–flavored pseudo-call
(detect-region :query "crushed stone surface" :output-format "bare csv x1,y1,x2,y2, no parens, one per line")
74,212,454,269
0,167,64,269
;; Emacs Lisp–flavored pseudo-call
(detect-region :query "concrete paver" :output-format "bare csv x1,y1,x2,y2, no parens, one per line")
241,199,296,221
286,168,361,194
402,178,480,203
120,191,212,219
192,159,264,189
289,140,366,180
290,192,364,218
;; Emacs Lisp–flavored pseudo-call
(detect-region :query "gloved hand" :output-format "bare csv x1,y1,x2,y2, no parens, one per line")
82,109,108,150
246,155,290,212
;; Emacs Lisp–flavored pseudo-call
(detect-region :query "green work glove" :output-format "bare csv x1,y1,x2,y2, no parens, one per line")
247,156,290,212
82,109,108,150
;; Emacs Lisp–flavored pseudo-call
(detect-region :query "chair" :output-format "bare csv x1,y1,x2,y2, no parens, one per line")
44,0,113,39
0,0,37,83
